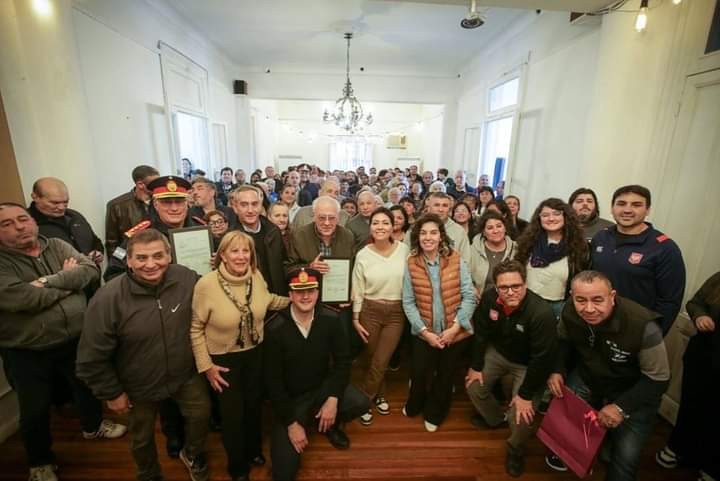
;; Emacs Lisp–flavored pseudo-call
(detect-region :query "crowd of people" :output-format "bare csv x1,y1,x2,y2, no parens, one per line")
0,161,716,481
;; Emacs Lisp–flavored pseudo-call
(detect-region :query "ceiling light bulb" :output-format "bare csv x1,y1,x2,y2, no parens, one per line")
635,0,648,32
671,0,682,4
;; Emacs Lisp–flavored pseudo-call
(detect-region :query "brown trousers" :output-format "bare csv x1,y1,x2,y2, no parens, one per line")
358,299,405,400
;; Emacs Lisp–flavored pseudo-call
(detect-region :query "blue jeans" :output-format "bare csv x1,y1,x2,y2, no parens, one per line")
565,371,659,481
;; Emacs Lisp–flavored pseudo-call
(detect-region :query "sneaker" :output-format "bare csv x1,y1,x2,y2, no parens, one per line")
545,454,568,472
375,397,390,415
401,406,409,417
360,410,373,426
424,420,438,432
505,444,526,477
656,446,678,469
82,419,128,439
28,465,57,481
180,449,209,481
388,358,401,371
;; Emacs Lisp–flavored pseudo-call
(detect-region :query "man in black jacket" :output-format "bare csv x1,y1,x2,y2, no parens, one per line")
264,268,369,481
231,185,288,296
77,228,210,481
466,260,557,477
29,177,104,267
545,270,670,481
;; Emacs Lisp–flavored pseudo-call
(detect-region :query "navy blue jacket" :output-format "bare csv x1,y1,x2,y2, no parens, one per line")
590,224,685,334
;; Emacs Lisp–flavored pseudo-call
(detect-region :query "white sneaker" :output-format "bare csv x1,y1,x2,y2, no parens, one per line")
360,410,373,426
424,420,438,432
401,406,408,417
82,419,128,439
28,465,57,481
374,397,390,415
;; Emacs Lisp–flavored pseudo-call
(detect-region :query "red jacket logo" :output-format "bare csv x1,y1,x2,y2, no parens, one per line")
489,309,499,321
628,252,644,264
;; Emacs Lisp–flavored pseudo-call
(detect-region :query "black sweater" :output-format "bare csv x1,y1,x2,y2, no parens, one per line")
685,271,720,370
264,306,351,426
471,288,557,400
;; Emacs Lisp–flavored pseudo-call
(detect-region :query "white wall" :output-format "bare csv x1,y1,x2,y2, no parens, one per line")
249,99,443,171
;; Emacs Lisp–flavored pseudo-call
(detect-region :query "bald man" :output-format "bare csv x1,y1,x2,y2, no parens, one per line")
29,177,104,267
291,179,351,230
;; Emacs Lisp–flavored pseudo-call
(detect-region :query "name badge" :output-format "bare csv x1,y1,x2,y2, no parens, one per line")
112,246,127,261
515,324,525,333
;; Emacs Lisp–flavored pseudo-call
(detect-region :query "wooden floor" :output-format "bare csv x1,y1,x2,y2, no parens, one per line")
0,366,696,481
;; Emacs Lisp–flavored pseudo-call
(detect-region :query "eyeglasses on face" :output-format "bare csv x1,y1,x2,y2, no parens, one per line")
496,284,524,293
208,219,226,227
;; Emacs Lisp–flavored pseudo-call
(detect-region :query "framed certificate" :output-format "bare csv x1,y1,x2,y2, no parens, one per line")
320,257,351,304
168,226,213,276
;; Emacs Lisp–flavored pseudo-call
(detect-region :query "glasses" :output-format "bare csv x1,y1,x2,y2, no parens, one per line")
496,284,524,293
317,215,338,224
208,220,226,227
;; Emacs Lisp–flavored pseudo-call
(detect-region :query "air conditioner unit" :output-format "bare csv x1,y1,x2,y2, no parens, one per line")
386,134,407,150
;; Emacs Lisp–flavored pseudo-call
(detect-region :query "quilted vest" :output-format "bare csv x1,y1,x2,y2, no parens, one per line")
407,250,462,330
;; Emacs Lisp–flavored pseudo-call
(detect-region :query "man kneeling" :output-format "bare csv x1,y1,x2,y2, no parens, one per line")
466,260,557,477
264,268,370,481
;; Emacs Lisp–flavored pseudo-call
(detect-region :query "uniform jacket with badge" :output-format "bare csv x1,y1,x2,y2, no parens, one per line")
104,189,151,256
76,264,198,402
103,210,201,282
0,236,100,350
557,296,670,413
471,288,557,400
590,223,685,334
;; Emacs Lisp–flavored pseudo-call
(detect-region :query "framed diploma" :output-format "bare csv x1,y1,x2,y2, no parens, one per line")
168,226,213,276
320,257,351,304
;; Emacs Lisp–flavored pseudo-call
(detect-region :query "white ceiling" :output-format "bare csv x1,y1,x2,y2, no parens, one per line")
164,0,612,77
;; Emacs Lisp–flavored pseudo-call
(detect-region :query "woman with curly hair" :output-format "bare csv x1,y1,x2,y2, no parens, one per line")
402,214,476,432
514,198,588,317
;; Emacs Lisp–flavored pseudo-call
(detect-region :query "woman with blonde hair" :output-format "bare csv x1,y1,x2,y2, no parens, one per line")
191,231,289,481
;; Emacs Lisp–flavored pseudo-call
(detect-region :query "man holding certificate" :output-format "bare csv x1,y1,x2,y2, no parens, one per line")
286,195,359,354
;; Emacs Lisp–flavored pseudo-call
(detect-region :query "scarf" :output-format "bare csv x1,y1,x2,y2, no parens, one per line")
529,232,568,268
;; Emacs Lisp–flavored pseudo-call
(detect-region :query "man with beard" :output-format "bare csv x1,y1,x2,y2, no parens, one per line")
590,185,685,335
569,188,614,242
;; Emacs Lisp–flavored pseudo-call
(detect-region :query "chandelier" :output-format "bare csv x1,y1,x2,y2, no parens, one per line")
323,32,373,133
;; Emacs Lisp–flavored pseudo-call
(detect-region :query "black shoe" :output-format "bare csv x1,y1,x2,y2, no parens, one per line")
179,449,209,481
166,437,182,458
249,454,266,466
326,427,350,450
505,444,526,477
545,454,568,472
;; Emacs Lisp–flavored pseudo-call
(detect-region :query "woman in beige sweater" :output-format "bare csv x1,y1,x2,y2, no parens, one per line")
191,231,288,481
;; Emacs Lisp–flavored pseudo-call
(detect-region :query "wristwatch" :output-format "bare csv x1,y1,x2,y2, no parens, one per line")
37,277,49,287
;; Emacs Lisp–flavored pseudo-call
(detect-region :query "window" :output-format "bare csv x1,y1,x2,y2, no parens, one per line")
329,137,373,171
488,77,519,113
173,111,210,177
477,73,521,189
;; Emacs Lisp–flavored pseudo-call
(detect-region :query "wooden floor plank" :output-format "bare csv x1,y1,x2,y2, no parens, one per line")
0,367,696,480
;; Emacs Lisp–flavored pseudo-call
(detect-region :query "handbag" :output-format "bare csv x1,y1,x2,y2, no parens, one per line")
537,385,607,478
